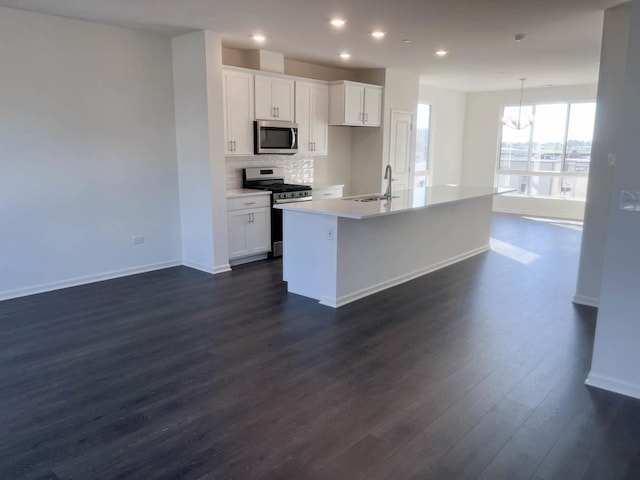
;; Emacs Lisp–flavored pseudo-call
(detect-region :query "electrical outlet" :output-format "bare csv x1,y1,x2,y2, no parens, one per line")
133,235,145,245
327,227,335,241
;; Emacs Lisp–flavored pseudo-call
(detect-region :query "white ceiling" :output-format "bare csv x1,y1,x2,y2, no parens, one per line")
0,0,625,91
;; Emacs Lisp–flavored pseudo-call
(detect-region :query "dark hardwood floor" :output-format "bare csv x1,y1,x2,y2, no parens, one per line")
2,214,639,479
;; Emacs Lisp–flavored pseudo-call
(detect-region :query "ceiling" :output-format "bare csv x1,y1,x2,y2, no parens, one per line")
0,0,625,91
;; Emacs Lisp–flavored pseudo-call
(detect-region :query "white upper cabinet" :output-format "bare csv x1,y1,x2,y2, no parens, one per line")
254,75,295,121
329,81,383,127
223,70,254,155
295,81,329,155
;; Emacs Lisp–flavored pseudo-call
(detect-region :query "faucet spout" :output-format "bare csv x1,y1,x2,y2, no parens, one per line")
384,165,393,200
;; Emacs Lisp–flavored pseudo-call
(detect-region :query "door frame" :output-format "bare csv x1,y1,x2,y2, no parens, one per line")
387,109,415,191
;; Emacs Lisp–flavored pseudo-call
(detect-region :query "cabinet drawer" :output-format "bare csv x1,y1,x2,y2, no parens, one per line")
227,194,270,211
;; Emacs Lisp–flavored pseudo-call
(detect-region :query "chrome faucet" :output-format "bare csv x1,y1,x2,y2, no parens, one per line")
384,164,393,200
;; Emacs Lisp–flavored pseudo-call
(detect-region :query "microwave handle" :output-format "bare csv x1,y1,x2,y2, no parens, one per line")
291,128,296,149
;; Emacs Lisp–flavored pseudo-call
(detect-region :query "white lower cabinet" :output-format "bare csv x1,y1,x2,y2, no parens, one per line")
227,194,271,261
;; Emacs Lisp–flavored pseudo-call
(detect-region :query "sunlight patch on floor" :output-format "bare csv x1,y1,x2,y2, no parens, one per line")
490,237,542,265
523,216,584,232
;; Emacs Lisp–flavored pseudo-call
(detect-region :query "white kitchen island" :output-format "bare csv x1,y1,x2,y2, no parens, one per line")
274,185,513,308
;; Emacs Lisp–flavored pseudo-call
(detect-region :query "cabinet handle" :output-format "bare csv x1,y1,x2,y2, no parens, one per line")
244,201,256,205
251,212,255,223
233,140,237,151
365,113,369,122
276,106,280,118
272,107,276,117
229,140,233,151
323,193,332,196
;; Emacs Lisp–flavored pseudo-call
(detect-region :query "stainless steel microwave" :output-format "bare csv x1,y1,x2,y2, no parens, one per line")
254,120,298,155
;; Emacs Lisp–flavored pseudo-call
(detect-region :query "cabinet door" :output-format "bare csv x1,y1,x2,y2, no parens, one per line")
223,72,233,154
254,75,275,120
295,82,313,154
227,210,251,259
344,84,365,125
226,71,254,154
272,78,295,121
364,87,382,126
311,84,329,155
248,208,271,254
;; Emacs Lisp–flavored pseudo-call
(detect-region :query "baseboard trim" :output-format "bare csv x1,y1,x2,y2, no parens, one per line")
213,263,232,274
585,372,640,400
0,260,182,302
572,294,600,308
181,260,231,275
229,253,268,267
323,245,490,308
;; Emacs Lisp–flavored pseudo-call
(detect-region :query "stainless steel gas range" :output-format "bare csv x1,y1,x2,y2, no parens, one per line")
242,167,312,257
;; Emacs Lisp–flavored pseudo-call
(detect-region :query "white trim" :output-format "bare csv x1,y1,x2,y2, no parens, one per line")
585,372,640,400
492,206,584,221
0,260,181,302
230,253,268,267
572,294,600,308
213,263,232,274
182,260,231,275
321,245,490,308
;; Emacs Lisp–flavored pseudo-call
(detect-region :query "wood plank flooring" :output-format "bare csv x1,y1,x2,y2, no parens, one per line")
1,214,639,479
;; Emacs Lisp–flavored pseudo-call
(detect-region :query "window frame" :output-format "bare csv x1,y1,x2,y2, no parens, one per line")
414,103,432,188
496,101,595,200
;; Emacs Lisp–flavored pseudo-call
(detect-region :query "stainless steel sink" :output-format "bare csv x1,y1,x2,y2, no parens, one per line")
345,194,400,202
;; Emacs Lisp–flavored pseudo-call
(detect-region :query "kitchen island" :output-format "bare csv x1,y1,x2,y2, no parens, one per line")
275,185,513,307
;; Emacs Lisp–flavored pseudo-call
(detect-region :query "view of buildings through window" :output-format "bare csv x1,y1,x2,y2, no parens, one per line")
497,102,596,199
414,104,431,188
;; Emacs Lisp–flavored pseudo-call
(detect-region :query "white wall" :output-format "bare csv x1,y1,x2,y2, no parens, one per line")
172,31,230,274
0,7,181,300
418,85,466,186
462,84,597,220
574,3,631,307
587,0,640,400
314,127,353,195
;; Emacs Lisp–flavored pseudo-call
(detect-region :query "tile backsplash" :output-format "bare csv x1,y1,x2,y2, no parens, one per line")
225,155,314,189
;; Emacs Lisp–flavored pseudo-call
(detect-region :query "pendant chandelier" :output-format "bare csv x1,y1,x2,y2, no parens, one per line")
502,78,534,130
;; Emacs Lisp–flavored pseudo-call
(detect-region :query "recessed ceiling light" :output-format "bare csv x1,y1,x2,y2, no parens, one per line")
330,18,347,27
372,31,386,39
339,52,351,59
402,39,412,44
435,49,448,57
252,34,266,42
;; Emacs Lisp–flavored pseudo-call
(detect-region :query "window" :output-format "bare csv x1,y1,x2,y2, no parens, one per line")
414,104,431,188
496,102,596,199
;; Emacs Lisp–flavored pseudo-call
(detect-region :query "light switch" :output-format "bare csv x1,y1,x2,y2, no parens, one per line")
619,191,640,212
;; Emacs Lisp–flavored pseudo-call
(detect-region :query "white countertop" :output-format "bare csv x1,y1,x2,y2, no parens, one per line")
274,185,515,219
226,189,271,198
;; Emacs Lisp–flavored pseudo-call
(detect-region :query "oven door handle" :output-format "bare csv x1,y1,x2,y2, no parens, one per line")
274,196,312,205
291,128,296,149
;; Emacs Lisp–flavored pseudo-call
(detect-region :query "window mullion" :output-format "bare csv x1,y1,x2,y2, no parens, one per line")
561,103,571,174
526,105,535,195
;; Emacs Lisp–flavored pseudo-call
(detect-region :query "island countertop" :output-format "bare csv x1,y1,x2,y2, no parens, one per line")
274,185,514,219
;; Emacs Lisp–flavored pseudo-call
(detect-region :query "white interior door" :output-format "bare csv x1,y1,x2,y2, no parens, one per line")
387,109,414,192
